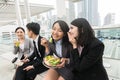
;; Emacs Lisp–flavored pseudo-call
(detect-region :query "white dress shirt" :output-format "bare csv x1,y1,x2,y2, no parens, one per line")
55,40,62,57
34,35,41,57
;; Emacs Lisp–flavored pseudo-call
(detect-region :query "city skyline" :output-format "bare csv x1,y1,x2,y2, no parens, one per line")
98,0,120,25
0,0,120,28
77,0,100,26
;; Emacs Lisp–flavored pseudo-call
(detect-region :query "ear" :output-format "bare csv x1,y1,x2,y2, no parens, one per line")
29,30,33,34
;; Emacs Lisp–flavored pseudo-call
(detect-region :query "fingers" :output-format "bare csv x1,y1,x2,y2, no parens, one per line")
67,32,74,41
56,64,65,68
41,38,48,47
23,67,29,71
23,66,32,71
67,32,77,47
56,58,66,68
21,59,29,63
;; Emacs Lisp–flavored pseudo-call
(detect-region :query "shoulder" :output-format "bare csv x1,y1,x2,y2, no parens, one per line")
39,35,43,39
25,37,30,41
25,37,33,43
38,35,44,42
88,38,104,48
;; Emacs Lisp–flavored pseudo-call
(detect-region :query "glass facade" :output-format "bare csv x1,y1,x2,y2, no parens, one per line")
94,27,120,59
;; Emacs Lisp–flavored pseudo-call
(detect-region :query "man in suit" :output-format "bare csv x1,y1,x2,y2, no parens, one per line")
14,22,48,80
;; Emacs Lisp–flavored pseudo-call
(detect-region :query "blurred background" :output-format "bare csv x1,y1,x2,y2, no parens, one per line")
0,0,120,80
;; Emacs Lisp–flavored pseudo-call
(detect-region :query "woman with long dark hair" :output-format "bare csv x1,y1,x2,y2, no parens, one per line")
68,18,109,80
41,20,73,80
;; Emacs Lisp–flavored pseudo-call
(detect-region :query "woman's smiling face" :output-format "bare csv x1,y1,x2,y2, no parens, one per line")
52,23,64,41
16,28,25,39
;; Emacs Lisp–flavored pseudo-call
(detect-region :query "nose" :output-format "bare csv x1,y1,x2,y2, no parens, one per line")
68,29,71,33
53,30,58,34
18,32,21,35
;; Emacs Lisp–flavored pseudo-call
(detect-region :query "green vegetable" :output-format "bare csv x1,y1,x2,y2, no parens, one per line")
45,55,60,66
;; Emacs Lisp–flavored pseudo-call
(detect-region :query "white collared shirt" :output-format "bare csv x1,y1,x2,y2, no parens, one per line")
34,35,41,57
19,43,24,52
78,46,83,56
55,40,62,57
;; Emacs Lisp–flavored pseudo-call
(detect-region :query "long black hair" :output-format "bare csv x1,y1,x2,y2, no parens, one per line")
52,20,70,47
71,18,95,46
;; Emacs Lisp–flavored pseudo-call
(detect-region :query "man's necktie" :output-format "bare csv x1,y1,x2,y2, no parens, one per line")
33,41,39,56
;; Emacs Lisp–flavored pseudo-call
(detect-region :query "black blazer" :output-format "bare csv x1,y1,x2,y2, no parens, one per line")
28,36,47,69
70,38,109,80
47,42,73,69
48,42,72,59
47,42,74,80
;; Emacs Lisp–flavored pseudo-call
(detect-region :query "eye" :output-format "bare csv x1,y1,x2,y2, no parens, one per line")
52,27,56,30
70,26,73,29
20,31,23,33
58,30,62,32
16,32,19,33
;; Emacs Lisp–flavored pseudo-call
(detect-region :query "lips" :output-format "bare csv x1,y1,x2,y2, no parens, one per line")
52,34,59,38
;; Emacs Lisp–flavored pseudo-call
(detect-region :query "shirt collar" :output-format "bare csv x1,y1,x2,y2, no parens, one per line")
55,39,62,44
34,35,39,43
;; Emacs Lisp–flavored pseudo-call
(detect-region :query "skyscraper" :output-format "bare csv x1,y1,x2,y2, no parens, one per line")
103,13,115,25
77,0,100,26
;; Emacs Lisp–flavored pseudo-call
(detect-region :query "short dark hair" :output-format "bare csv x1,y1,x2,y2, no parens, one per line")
15,27,25,33
26,22,40,35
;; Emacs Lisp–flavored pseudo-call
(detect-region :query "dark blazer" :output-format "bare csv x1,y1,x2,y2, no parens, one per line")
48,42,72,58
70,38,109,80
47,42,74,80
28,36,48,69
14,36,48,80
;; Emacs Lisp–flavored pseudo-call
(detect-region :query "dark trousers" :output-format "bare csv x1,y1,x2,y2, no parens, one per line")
14,60,48,80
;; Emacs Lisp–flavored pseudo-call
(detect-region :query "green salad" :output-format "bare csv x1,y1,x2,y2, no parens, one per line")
44,55,61,66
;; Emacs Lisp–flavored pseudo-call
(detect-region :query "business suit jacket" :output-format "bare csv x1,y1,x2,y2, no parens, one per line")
47,42,74,80
28,36,48,69
70,38,109,80
13,37,34,59
14,36,48,80
48,42,72,58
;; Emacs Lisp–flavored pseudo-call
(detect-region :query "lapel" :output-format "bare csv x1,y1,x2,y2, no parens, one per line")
24,38,27,50
49,43,67,57
24,38,28,50
62,45,67,57
79,38,94,59
38,36,41,52
37,36,42,57
50,43,57,55
80,44,89,59
23,37,29,53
